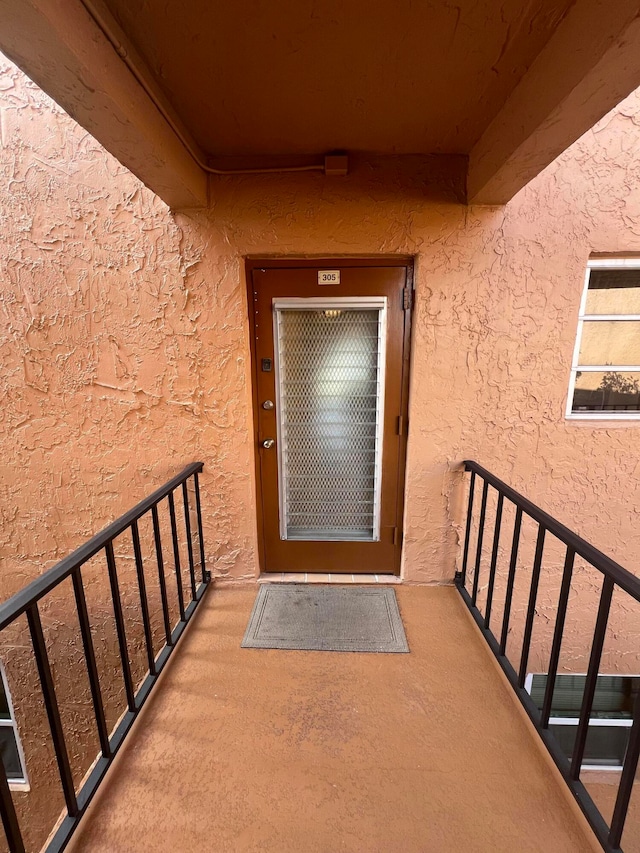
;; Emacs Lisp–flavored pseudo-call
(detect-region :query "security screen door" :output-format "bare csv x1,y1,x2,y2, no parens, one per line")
249,261,412,574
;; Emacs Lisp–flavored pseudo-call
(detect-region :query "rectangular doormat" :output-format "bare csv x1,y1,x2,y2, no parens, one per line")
241,584,409,653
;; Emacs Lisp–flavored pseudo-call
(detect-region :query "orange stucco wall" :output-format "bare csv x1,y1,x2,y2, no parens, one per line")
1,53,640,594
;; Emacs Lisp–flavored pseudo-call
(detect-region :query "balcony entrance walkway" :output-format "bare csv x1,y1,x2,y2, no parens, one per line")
66,586,597,853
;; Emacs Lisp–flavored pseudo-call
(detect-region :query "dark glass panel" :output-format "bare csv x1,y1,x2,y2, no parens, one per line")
587,269,640,315
0,728,23,780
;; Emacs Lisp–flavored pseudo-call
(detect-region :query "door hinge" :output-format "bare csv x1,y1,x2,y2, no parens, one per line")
393,527,402,546
402,286,413,311
396,415,403,435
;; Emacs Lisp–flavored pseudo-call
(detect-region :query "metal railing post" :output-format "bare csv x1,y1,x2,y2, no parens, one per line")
167,491,186,621
471,480,489,605
541,548,575,729
484,492,504,629
193,471,209,584
72,568,111,758
570,577,614,780
151,504,173,647
105,541,136,711
499,507,522,656
182,481,197,600
518,525,546,688
27,605,78,818
459,470,476,587
131,520,156,676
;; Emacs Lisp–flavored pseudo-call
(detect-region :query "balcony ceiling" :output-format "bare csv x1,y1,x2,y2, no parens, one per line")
1,0,640,207
103,0,573,158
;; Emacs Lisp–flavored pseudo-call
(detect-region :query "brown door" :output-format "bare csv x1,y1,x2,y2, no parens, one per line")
248,259,412,574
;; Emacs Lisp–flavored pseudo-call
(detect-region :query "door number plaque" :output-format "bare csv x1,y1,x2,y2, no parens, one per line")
318,270,340,285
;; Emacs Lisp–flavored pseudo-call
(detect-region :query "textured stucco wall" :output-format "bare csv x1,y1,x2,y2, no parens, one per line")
2,53,640,851
0,58,256,599
2,58,640,594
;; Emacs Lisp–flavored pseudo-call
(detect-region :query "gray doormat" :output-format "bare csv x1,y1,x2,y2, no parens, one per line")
241,584,409,653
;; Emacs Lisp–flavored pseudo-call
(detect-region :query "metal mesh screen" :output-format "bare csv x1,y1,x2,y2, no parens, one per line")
276,307,384,540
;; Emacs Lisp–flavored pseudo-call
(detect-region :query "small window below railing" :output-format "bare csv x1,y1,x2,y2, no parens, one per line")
567,259,640,420
526,673,640,770
0,664,28,789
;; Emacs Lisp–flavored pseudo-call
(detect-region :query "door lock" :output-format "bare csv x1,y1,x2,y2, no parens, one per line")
262,439,275,449
262,400,274,410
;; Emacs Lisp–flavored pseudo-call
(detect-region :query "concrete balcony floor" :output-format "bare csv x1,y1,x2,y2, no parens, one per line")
67,586,599,853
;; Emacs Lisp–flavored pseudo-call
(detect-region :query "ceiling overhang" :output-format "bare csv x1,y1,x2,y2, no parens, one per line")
0,0,208,208
0,0,639,210
467,1,640,204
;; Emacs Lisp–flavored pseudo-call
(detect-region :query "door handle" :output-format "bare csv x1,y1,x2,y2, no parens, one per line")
262,439,275,449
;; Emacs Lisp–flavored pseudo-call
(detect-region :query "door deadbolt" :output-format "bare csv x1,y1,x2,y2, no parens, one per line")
262,439,275,449
262,400,274,410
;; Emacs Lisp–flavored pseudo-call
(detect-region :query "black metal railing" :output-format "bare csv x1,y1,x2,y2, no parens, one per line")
0,462,211,853
457,461,640,853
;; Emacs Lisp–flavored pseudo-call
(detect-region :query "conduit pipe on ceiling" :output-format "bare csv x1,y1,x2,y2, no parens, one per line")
78,0,332,176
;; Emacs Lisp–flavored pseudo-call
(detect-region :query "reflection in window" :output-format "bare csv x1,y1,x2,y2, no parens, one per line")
527,674,640,769
569,262,640,416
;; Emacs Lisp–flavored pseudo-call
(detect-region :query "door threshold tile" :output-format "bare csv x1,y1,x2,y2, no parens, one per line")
258,573,401,584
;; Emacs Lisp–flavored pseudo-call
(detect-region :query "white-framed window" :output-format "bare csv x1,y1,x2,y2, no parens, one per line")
567,258,640,420
525,673,639,770
0,665,28,788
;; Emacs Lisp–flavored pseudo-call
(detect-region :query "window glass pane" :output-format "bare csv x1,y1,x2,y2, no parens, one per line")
591,675,639,718
549,723,630,767
572,372,640,412
578,320,640,366
586,269,640,314
530,674,640,718
0,682,10,721
531,675,637,767
0,729,23,780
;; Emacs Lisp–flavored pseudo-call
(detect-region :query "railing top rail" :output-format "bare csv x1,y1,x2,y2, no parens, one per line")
0,462,204,632
463,460,640,603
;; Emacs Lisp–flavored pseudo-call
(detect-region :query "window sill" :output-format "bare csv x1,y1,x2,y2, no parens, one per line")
566,413,640,423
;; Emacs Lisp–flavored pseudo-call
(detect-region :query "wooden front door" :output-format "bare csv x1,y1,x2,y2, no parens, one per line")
248,259,412,575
